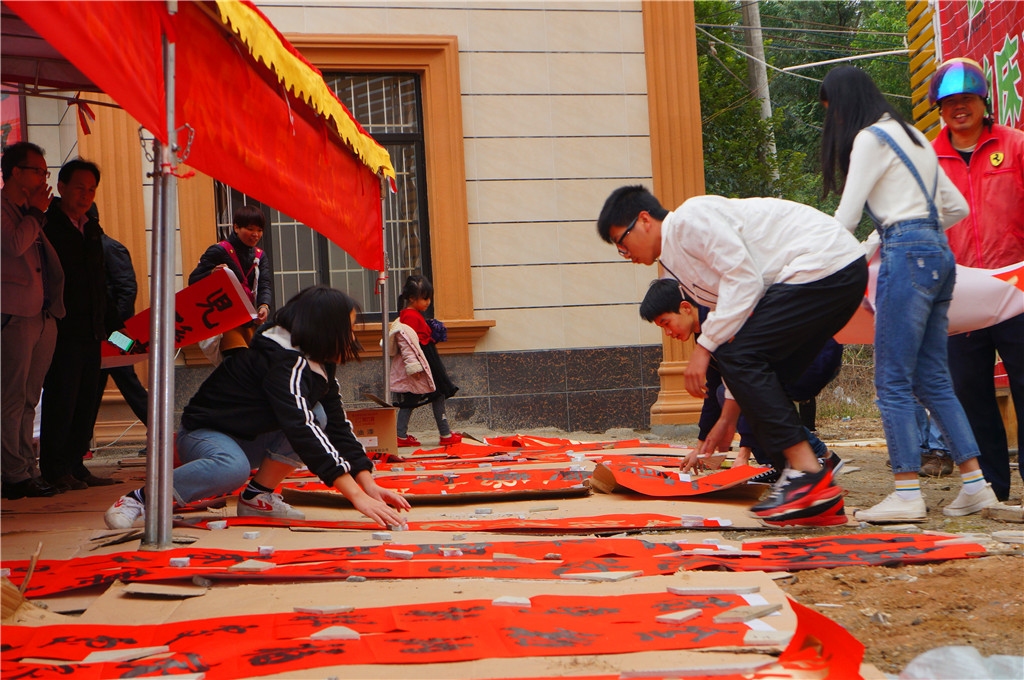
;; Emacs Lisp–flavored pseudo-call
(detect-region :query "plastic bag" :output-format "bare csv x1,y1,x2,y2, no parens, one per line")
899,646,1024,680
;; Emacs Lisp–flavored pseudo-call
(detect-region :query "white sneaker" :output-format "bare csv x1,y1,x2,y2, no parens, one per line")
942,483,998,517
237,491,305,520
105,495,145,529
854,492,927,523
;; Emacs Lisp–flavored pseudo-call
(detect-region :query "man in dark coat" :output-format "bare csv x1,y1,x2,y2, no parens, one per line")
94,231,149,428
39,158,115,490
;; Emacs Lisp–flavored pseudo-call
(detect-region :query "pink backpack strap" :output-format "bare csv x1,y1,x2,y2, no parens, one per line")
218,240,256,302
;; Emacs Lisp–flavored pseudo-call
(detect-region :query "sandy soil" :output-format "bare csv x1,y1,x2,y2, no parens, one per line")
781,556,1023,675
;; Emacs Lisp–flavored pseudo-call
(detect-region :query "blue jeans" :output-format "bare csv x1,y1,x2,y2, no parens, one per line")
174,404,324,505
916,407,948,455
874,221,979,473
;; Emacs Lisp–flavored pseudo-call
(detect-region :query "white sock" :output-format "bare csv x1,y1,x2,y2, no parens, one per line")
895,479,922,501
960,470,985,494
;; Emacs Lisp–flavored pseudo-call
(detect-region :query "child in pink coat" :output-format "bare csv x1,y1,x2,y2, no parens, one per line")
392,275,460,447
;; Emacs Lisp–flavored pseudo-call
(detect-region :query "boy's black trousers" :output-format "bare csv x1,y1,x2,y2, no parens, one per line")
713,257,868,468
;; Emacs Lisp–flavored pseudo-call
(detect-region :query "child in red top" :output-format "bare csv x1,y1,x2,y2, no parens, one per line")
395,275,461,447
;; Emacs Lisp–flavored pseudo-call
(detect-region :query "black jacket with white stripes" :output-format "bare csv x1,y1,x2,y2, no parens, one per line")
180,326,373,486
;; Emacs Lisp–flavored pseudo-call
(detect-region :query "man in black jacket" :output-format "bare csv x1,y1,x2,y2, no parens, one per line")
39,159,115,490
93,231,149,430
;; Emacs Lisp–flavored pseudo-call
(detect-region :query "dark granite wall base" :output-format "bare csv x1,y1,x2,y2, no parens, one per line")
173,346,664,434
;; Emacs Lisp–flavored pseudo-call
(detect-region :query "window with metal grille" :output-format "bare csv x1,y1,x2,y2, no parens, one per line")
212,73,430,318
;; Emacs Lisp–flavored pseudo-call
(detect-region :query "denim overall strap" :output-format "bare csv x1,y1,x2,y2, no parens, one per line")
864,125,940,226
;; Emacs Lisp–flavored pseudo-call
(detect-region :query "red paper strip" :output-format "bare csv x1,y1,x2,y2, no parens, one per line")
483,596,867,680
1,592,753,679
178,513,720,533
3,534,984,599
286,468,590,497
593,463,765,497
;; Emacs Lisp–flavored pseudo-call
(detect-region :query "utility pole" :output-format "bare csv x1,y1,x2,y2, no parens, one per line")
740,0,779,182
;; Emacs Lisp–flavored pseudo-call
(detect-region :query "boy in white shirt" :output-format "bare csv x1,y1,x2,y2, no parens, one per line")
598,185,866,526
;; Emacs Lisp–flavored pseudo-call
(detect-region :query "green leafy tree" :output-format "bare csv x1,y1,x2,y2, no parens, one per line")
695,0,913,239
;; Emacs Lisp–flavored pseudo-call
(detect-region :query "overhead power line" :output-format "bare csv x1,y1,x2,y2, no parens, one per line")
698,22,905,37
781,49,910,72
695,25,911,99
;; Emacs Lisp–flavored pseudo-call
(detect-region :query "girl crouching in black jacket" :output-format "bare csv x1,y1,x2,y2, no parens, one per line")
104,286,410,529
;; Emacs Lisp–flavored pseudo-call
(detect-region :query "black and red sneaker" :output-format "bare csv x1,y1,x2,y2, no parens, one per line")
750,464,843,519
759,493,848,527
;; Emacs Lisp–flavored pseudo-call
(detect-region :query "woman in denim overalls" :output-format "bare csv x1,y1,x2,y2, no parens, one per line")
819,66,997,523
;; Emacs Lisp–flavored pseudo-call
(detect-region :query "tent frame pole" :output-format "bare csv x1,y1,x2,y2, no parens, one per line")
379,172,391,405
142,9,178,550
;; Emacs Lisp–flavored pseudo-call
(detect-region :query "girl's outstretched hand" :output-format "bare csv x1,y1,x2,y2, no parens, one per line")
366,485,412,512
351,493,408,529
335,472,410,529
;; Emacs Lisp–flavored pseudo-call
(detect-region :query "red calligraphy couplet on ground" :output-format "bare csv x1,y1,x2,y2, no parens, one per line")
2,534,986,600
0,593,752,678
285,468,591,497
592,463,766,497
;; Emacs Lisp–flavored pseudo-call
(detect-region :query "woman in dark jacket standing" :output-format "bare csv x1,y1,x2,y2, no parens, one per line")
103,286,410,530
189,205,273,358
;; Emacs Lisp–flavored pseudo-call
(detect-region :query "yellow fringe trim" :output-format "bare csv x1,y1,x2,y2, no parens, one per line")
213,0,395,181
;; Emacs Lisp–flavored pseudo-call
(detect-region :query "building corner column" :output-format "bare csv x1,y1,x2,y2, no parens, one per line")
642,0,706,424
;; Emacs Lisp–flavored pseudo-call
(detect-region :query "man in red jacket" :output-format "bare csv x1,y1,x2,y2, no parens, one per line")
929,58,1024,502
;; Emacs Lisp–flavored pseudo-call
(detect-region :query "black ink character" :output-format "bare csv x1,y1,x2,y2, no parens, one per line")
196,289,234,330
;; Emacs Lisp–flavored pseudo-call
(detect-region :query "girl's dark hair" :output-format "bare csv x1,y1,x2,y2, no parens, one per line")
819,66,922,198
399,274,433,307
273,285,361,364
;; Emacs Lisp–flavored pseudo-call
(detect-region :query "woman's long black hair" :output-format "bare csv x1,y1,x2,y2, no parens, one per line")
273,285,361,364
819,65,922,198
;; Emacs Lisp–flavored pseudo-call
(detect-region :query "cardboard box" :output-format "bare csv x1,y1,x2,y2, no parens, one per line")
347,407,398,460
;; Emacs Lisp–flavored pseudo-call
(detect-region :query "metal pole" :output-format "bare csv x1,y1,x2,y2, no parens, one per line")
379,172,391,404
142,11,178,550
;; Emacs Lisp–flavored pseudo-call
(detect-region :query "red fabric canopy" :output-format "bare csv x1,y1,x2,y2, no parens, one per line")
4,0,386,270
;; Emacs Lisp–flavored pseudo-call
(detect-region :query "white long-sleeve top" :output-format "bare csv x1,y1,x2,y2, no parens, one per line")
659,196,865,353
834,114,969,234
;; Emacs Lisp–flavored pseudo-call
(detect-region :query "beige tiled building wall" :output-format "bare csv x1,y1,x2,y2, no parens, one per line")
258,1,664,353
24,96,78,189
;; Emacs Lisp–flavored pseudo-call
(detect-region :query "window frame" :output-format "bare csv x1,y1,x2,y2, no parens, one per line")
179,34,492,361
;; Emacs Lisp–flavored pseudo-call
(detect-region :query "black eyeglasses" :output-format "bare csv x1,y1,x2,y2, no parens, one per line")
18,166,49,178
615,214,639,256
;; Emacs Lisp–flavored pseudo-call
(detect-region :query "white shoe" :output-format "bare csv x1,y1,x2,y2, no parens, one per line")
237,491,305,520
105,495,145,529
942,483,998,517
854,492,927,523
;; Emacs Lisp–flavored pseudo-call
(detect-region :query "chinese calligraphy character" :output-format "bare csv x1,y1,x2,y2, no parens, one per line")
196,288,234,330
993,36,1022,127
